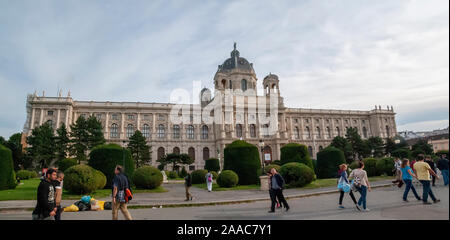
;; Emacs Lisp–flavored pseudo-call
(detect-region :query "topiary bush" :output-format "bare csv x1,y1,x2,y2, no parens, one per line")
93,169,107,190
167,171,179,179
311,159,318,176
316,147,346,179
362,158,378,177
280,143,313,170
272,160,282,166
217,170,239,188
64,165,103,194
191,169,208,184
204,158,220,172
223,140,261,185
0,144,16,190
132,166,163,189
264,164,281,174
88,143,135,187
279,162,314,188
57,158,78,172
211,171,218,180
376,157,395,176
16,170,37,180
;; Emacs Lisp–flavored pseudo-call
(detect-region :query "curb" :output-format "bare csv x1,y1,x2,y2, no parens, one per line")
0,183,393,212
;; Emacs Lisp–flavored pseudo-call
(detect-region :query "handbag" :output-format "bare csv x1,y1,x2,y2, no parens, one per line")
125,188,133,203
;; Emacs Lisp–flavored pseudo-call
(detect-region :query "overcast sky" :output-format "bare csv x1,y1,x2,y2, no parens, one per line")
0,0,448,139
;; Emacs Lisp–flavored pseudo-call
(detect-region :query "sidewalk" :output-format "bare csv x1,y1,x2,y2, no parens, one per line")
0,180,395,211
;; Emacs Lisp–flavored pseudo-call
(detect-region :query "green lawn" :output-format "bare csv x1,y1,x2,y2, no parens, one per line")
0,178,168,201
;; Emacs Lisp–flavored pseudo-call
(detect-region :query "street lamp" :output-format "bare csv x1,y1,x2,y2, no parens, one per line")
122,140,126,171
259,140,265,175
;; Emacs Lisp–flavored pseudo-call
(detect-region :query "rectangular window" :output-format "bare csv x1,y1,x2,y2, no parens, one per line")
158,115,165,121
111,114,118,120
48,111,54,116
96,114,102,120
128,115,134,120
189,165,195,171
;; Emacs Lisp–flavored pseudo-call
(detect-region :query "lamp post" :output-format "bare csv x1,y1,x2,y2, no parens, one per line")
259,140,265,175
122,140,126,171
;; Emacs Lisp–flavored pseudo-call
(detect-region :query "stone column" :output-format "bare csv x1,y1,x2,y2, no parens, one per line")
56,109,61,129
300,117,305,140
137,113,141,131
121,113,125,139
105,112,109,139
30,108,36,130
39,109,44,125
152,114,156,139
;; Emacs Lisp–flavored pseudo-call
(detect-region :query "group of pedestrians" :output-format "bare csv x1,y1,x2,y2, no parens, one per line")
337,162,372,211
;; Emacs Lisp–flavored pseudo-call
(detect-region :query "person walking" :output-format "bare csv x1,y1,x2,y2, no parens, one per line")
425,155,437,186
349,161,372,212
184,172,193,201
112,165,133,220
53,170,64,220
205,171,213,192
400,159,421,202
337,164,360,211
414,155,440,205
268,168,289,213
392,157,403,187
267,171,282,210
32,168,57,220
437,154,449,186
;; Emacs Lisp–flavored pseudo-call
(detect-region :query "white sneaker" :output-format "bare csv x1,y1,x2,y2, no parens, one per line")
363,208,370,212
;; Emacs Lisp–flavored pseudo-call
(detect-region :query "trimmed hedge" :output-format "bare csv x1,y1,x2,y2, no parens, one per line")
191,169,208,184
280,143,313,170
224,140,261,185
272,160,282,166
264,164,281,174
211,171,218,180
376,157,395,176
279,162,314,188
167,171,178,179
362,158,378,177
16,170,37,180
88,143,135,187
57,158,78,172
316,147,346,179
132,166,163,189
204,158,220,172
217,170,239,188
349,161,360,171
64,165,105,194
0,144,16,190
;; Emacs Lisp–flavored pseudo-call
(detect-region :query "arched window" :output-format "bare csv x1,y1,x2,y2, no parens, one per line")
250,124,256,138
188,147,195,161
143,124,150,139
221,79,226,89
272,84,277,93
203,147,209,160
308,146,313,157
110,123,118,138
336,127,341,137
173,125,180,139
236,124,243,138
241,79,247,91
157,147,165,161
265,85,269,94
187,125,194,139
157,124,165,138
263,124,270,138
201,125,208,139
305,126,311,139
229,80,232,89
173,147,180,154
316,127,321,139
326,127,331,139
319,146,323,151
127,124,134,138
386,125,390,138
294,127,300,139
363,127,368,138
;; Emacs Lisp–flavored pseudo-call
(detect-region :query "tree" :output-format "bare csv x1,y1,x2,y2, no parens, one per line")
54,123,70,162
0,136,7,147
127,130,152,169
385,138,397,156
86,115,105,149
26,123,56,168
69,116,89,164
412,139,433,155
157,153,184,174
366,136,385,158
5,133,25,171
330,136,353,163
345,127,365,160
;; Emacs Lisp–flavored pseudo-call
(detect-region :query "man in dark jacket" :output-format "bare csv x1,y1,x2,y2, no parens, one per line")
268,168,290,213
32,168,57,220
425,155,437,186
185,173,193,201
437,154,449,186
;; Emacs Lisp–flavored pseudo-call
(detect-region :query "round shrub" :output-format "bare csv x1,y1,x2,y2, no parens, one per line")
93,169,107,190
280,143,313,170
349,161,360,171
64,165,103,194
191,169,208,184
16,170,37,180
57,158,78,172
376,157,395,176
217,170,239,188
224,140,261,185
167,171,178,179
88,143,135,187
0,144,16,190
204,158,220,172
211,171,218,180
362,158,378,177
264,164,281,174
316,147,346,179
280,162,314,188
132,166,163,189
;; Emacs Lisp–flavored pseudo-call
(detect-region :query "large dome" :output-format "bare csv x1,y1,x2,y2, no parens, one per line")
217,43,254,72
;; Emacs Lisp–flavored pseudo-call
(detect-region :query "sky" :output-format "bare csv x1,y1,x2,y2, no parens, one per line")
0,0,448,139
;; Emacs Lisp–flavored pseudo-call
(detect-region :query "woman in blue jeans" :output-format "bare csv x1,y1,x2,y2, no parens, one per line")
400,159,421,202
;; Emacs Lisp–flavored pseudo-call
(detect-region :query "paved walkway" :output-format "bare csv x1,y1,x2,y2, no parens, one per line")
0,179,396,211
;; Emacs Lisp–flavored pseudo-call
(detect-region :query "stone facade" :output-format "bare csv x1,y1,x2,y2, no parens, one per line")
22,44,397,171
